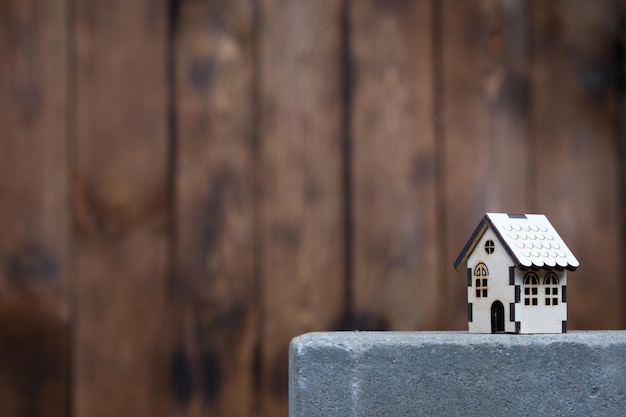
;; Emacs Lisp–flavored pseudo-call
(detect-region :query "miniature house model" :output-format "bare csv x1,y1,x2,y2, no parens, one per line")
454,213,579,334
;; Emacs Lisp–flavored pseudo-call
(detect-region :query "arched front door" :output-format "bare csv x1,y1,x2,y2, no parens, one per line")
491,301,505,333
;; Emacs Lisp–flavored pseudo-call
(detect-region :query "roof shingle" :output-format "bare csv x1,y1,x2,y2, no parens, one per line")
453,213,579,272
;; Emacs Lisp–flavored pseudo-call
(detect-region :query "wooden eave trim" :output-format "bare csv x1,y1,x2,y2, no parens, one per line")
453,217,489,272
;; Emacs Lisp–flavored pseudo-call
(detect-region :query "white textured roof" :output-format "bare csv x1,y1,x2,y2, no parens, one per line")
454,213,579,272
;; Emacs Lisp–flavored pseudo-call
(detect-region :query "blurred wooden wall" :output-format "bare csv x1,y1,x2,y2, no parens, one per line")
1,0,625,416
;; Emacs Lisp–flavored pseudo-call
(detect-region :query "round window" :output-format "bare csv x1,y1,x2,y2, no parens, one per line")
484,240,495,254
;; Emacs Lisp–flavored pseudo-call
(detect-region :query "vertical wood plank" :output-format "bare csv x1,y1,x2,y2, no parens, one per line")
258,0,345,415
173,0,257,416
73,1,170,416
531,0,622,329
619,0,626,328
441,0,532,329
0,2,69,416
350,0,439,330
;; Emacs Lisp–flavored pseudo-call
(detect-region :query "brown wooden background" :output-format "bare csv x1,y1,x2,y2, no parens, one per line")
1,0,625,416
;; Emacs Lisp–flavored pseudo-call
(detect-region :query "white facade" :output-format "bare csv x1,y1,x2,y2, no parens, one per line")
456,213,577,334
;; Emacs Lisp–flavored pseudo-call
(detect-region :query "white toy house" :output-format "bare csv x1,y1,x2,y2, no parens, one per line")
454,213,579,334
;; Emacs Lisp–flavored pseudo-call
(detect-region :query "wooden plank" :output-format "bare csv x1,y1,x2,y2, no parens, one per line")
258,0,345,415
441,0,532,329
620,0,626,329
350,0,439,330
73,1,169,416
172,1,257,416
0,2,69,416
531,0,622,329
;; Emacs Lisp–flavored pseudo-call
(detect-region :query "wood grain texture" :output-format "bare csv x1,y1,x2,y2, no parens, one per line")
0,2,69,416
620,0,626,329
531,0,622,329
258,0,345,415
350,0,439,330
0,4,623,417
173,0,257,415
73,1,170,416
442,0,532,329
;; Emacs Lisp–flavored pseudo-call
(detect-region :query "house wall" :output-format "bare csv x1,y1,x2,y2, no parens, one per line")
467,227,516,333
515,269,567,333
467,226,569,333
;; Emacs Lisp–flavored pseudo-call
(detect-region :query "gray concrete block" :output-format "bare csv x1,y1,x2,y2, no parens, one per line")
289,331,626,417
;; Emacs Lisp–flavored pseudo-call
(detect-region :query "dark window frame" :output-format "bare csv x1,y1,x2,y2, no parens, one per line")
544,273,559,306
523,272,539,306
484,240,495,254
474,263,489,298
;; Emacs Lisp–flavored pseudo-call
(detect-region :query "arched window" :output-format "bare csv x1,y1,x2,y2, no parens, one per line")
544,273,559,306
523,272,539,306
474,263,488,276
474,263,488,298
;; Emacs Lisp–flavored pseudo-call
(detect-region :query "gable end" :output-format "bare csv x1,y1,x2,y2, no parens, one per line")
453,217,489,272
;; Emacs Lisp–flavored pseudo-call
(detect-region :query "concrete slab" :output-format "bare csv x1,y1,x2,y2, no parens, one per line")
289,331,626,417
